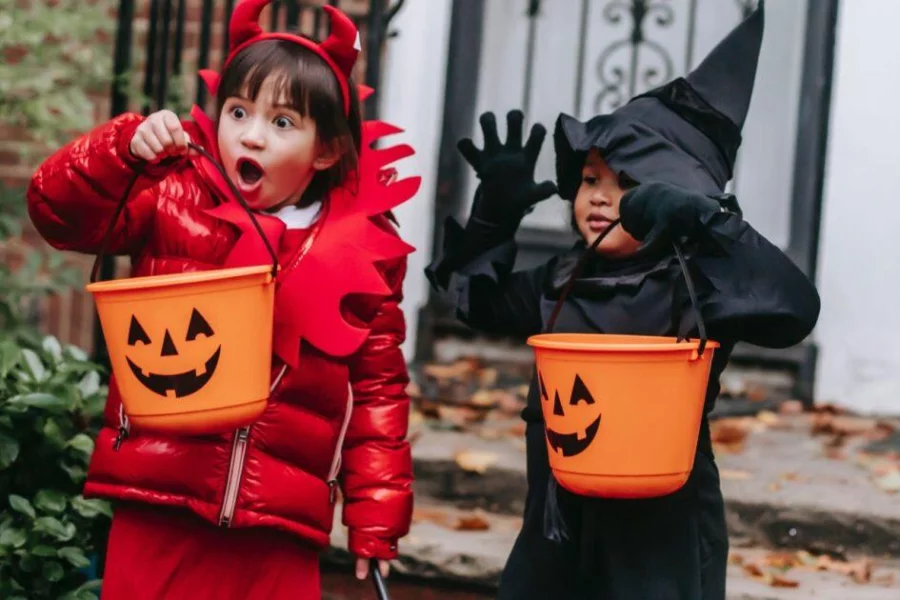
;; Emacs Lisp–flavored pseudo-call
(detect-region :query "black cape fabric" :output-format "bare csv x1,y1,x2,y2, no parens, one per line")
425,202,820,599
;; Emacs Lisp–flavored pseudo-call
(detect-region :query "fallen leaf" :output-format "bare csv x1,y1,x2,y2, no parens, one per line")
756,411,780,426
412,507,455,528
506,421,527,437
720,469,752,481
815,555,873,584
495,390,525,416
766,573,800,588
454,450,498,474
423,360,478,381
873,469,900,494
763,552,800,569
406,381,422,398
767,482,782,492
468,389,495,408
478,368,498,387
728,551,745,566
711,419,751,443
439,405,487,428
779,400,804,415
454,514,491,531
780,472,800,482
742,563,765,578
746,383,769,403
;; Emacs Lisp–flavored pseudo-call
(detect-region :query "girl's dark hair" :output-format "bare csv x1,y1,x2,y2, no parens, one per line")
217,39,362,204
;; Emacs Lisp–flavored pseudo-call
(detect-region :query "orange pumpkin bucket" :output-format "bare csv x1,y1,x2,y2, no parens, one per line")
86,144,279,436
529,220,718,499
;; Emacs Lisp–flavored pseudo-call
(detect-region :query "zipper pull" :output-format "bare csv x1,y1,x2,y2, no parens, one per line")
328,479,338,504
113,426,129,452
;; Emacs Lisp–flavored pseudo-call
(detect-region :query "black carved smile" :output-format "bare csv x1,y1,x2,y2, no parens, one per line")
126,347,221,398
546,414,602,457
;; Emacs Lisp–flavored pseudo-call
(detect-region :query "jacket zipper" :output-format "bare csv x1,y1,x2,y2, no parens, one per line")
218,365,288,527
327,384,354,504
113,404,130,451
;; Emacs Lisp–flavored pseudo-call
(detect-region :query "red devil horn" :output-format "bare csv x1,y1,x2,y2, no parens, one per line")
319,5,360,78
229,0,269,53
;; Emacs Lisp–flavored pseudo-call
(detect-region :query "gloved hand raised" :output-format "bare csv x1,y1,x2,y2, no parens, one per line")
457,110,557,230
619,181,723,242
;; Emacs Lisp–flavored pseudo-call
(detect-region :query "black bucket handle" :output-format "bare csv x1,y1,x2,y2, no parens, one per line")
90,142,280,284
370,559,390,600
544,219,708,357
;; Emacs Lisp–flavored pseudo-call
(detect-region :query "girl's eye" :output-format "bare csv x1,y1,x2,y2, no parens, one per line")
230,106,247,119
274,116,293,129
583,175,598,185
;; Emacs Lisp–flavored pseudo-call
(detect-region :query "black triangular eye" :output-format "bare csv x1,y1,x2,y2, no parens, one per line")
128,316,151,346
186,309,214,341
570,374,595,405
553,390,565,416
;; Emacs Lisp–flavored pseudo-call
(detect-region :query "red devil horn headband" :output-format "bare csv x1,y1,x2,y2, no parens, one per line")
225,0,359,115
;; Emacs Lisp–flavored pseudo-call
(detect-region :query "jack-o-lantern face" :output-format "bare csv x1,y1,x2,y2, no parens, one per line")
125,308,221,398
539,372,602,457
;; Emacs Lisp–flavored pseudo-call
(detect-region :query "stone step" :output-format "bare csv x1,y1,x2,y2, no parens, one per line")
408,414,900,558
324,503,900,599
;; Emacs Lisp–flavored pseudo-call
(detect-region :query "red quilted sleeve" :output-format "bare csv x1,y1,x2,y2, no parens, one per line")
341,254,414,560
26,112,160,255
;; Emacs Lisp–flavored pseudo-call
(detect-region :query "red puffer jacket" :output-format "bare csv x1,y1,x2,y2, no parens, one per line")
26,112,414,559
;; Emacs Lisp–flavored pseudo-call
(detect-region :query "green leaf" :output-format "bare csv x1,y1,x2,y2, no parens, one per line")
0,528,27,548
41,335,63,363
8,392,68,410
59,463,86,484
31,544,57,557
0,433,19,469
42,418,66,448
58,546,90,568
0,339,21,377
66,433,94,457
76,370,100,398
42,560,64,582
34,489,67,514
18,554,39,574
71,496,112,519
34,516,76,541
20,348,46,382
8,495,35,519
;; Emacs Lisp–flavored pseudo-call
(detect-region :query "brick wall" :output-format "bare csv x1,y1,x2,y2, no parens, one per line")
2,0,377,353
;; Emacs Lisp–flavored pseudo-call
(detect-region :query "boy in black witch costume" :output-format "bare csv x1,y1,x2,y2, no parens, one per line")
427,4,820,599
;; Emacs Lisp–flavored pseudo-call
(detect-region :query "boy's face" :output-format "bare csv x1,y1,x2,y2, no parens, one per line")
217,74,337,212
573,149,642,257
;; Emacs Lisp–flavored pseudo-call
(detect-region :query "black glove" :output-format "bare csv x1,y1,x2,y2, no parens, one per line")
457,110,557,231
619,181,723,242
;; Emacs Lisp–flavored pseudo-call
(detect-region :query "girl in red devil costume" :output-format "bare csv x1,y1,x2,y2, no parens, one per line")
27,1,419,597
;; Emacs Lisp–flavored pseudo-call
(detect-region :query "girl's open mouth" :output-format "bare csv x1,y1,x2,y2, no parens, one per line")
236,157,264,190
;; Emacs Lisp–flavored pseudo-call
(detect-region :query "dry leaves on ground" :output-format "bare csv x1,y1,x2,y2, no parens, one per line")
454,450,499,474
412,507,492,532
730,549,877,588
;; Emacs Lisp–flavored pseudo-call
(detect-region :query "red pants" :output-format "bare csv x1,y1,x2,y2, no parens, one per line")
101,503,320,599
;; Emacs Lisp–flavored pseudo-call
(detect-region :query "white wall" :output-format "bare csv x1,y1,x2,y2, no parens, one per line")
376,0,453,360
816,0,900,414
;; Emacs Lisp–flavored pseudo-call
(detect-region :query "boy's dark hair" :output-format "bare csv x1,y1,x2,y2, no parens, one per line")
216,39,363,204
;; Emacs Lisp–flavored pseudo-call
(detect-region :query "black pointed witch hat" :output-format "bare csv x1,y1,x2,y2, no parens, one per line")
554,1,765,200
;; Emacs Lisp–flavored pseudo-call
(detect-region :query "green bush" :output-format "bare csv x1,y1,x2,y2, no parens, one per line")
1,1,118,596
0,187,112,599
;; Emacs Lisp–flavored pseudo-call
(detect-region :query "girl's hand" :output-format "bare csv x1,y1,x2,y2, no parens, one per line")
457,110,557,226
619,181,723,241
355,557,390,581
129,110,191,163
